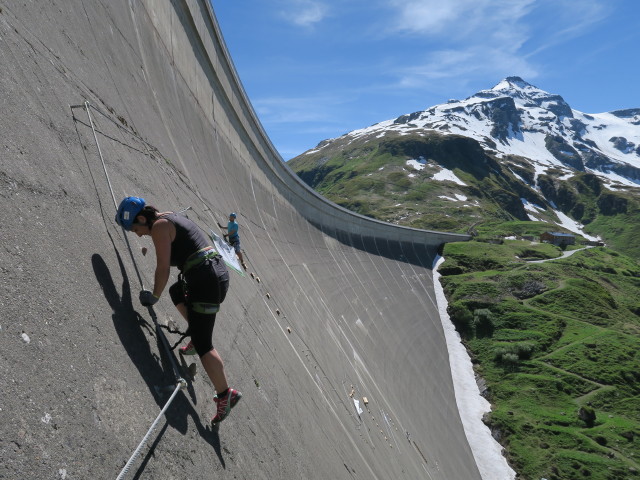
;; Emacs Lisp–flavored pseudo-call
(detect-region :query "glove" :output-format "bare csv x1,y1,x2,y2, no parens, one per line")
139,290,159,306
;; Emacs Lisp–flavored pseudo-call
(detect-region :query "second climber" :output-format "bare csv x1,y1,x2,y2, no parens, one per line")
217,212,247,270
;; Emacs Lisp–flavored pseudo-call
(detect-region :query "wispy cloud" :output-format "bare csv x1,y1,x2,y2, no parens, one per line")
386,0,535,38
252,94,347,124
254,93,356,159
383,0,607,90
523,0,608,58
279,0,329,27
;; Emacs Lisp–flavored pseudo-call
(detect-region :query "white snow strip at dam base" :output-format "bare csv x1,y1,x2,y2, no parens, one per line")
433,255,517,480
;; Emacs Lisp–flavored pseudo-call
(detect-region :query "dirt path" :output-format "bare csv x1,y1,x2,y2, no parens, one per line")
527,246,593,263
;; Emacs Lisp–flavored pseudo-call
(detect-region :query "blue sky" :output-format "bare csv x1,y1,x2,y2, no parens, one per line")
212,0,639,160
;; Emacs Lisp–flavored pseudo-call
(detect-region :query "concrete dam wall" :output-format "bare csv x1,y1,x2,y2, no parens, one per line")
0,1,479,478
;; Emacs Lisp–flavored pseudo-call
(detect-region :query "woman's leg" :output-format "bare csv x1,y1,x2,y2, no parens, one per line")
176,302,188,320
200,349,229,393
177,258,234,395
175,302,229,393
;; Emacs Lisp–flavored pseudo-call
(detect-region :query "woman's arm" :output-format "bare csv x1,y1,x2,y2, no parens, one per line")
150,219,174,298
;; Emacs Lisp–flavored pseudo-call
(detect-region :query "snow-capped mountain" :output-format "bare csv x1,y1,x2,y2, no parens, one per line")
305,76,640,189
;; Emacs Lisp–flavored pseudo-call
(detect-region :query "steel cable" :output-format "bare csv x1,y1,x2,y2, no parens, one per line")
75,102,187,479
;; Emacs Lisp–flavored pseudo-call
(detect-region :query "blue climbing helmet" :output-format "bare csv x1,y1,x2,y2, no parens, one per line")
229,212,237,219
115,196,146,231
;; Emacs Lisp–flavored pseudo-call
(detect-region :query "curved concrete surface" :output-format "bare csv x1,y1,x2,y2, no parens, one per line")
0,1,479,479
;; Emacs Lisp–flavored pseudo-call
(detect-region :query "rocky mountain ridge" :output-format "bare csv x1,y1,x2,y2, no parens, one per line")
303,76,640,188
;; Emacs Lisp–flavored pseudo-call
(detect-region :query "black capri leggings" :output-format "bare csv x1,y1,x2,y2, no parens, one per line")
169,255,229,356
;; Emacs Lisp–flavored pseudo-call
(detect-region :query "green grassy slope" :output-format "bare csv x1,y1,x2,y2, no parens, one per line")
290,133,640,259
440,243,640,480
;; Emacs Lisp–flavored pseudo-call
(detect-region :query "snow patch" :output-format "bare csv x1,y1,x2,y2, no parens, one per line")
509,168,529,185
432,167,467,186
521,198,544,213
433,256,516,480
406,156,427,171
596,169,640,188
553,210,600,241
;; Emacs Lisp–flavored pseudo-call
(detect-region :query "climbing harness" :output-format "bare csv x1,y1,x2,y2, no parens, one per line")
180,246,222,315
182,245,219,273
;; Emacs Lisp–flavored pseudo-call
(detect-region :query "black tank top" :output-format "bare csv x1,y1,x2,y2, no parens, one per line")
160,213,210,269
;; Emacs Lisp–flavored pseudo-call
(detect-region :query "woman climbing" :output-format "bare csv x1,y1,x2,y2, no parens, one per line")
115,196,242,425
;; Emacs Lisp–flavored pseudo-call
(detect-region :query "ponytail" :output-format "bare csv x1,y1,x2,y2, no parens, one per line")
134,205,160,226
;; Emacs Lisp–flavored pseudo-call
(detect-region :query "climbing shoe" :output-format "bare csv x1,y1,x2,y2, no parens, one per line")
179,341,196,356
211,388,242,425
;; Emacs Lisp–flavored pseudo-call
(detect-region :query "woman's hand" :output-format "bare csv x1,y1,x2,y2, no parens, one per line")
139,290,159,306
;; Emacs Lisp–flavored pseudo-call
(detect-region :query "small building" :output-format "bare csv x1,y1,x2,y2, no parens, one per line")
540,231,575,246
583,240,605,247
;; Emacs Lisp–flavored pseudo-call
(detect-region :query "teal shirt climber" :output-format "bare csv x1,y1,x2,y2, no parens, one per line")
227,220,239,240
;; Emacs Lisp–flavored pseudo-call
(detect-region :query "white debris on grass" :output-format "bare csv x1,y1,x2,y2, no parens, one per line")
433,256,516,480
455,193,468,201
